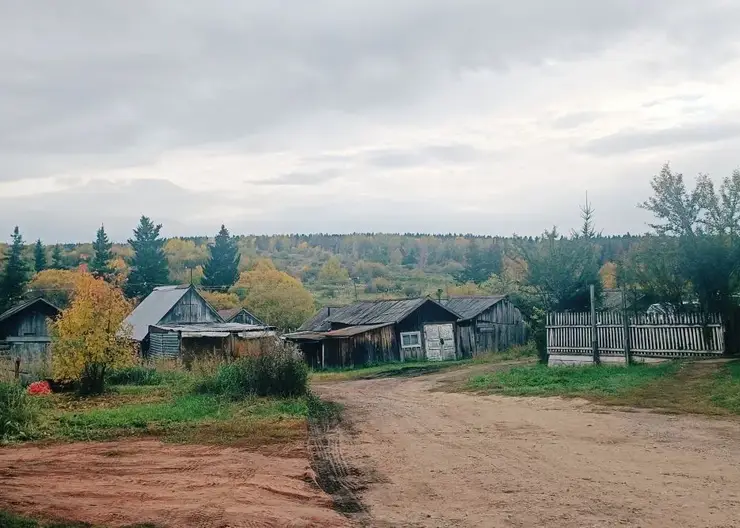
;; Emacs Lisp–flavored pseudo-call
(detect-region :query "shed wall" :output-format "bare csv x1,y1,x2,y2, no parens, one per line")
160,289,221,325
458,300,526,357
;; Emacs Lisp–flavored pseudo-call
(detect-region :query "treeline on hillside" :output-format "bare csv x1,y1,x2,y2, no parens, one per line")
2,164,739,349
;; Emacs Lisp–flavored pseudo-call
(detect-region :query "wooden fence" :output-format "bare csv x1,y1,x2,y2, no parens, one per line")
546,312,724,366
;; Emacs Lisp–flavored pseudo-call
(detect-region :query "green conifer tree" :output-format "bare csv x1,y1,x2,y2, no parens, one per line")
90,225,114,279
51,245,66,270
201,225,240,291
125,216,169,298
34,239,48,272
0,227,31,311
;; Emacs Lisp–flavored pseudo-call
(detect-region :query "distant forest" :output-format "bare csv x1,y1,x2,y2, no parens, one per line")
5,232,637,305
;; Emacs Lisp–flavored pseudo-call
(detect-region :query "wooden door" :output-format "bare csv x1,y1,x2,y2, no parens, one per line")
424,323,456,361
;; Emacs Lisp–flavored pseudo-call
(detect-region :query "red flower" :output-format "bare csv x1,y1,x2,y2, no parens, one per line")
28,380,52,395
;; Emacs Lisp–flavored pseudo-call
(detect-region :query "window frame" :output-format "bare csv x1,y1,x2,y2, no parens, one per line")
400,331,422,349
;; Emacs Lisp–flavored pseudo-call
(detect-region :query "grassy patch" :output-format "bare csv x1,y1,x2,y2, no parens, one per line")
0,510,161,528
467,360,740,416
311,344,537,382
469,362,678,397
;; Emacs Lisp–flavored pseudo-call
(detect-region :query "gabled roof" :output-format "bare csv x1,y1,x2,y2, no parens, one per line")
0,297,61,323
442,296,507,321
124,285,200,341
298,306,339,332
300,298,458,331
217,307,264,325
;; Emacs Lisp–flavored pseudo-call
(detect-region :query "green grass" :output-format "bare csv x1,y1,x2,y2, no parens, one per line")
46,392,310,442
312,343,537,382
469,362,679,397
0,510,160,528
466,359,740,416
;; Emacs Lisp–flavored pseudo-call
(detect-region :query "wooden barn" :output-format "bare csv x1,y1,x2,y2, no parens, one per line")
0,298,61,363
442,296,526,357
218,307,264,325
284,298,460,369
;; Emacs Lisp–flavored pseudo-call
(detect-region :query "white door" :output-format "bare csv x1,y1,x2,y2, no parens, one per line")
424,323,456,361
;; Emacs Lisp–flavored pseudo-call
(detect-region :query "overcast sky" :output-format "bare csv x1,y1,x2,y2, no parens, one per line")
1,1,739,243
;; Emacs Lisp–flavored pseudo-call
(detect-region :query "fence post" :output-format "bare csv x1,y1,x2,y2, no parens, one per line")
622,289,632,365
590,285,600,365
14,357,21,381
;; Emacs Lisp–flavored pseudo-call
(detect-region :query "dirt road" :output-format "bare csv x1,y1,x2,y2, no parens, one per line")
0,439,348,528
315,367,740,528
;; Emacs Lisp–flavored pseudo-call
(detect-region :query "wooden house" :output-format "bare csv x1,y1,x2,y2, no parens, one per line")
284,298,460,369
218,307,264,325
442,296,526,357
0,298,61,363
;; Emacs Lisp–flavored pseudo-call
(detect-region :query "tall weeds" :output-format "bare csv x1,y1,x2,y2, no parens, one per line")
0,382,38,441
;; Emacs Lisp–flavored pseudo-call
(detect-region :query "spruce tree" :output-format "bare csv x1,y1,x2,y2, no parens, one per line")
201,225,240,291
125,216,169,298
90,225,114,279
34,239,48,272
51,245,66,270
0,227,31,311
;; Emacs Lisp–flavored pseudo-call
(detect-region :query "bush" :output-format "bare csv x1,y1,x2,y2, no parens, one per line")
107,366,164,386
0,382,38,441
198,346,309,399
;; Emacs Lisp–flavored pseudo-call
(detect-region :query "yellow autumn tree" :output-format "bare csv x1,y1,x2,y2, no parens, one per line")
51,272,136,394
27,269,81,309
201,290,240,310
230,259,315,330
600,261,618,289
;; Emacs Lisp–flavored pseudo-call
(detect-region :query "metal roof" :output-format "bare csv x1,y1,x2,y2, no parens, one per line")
124,285,193,341
0,297,61,323
327,298,430,325
151,322,275,338
284,323,392,342
442,296,506,321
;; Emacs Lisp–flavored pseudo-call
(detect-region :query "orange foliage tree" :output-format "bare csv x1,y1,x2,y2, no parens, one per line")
51,273,136,394
27,269,81,309
201,290,240,310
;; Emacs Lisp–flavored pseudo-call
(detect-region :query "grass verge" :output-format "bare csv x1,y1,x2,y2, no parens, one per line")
311,343,537,382
466,360,740,416
0,510,159,528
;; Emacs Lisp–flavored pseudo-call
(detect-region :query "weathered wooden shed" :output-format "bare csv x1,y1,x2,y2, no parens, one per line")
123,285,223,355
442,296,526,357
217,307,264,326
284,298,460,368
0,298,61,363
148,322,277,362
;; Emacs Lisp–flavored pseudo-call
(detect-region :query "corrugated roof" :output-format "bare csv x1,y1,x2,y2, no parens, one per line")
218,308,241,321
151,322,275,339
442,296,506,321
326,298,430,326
124,285,192,341
284,323,392,341
0,297,61,323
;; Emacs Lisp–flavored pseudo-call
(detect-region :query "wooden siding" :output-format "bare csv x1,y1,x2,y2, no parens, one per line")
458,300,526,358
0,306,56,364
149,331,180,359
546,312,724,365
396,301,459,360
321,325,398,368
160,289,221,325
229,310,262,325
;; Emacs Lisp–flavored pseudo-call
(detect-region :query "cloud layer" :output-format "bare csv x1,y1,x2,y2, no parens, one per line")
1,0,739,241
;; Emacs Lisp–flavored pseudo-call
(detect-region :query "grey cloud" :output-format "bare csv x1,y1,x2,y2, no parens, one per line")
0,179,242,242
2,0,738,180
551,111,602,130
582,121,740,156
366,144,489,169
251,169,341,187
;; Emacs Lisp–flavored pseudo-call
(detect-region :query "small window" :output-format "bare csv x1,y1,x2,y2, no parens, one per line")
400,331,421,348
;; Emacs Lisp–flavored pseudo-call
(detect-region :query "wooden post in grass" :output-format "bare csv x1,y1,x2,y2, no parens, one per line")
590,284,600,365
621,288,632,366
14,357,20,380
321,341,325,369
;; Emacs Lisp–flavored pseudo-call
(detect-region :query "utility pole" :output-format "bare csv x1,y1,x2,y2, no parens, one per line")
352,278,358,302
590,284,600,365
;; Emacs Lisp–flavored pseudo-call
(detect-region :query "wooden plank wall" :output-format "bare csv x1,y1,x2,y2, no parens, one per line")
547,312,724,360
459,300,527,357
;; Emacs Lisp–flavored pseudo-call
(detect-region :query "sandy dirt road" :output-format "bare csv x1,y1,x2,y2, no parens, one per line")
315,367,740,528
0,439,349,528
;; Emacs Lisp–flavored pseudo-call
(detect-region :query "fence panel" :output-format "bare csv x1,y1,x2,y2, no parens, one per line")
547,312,724,366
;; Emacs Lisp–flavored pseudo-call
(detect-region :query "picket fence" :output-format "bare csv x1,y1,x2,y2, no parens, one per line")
546,312,724,366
